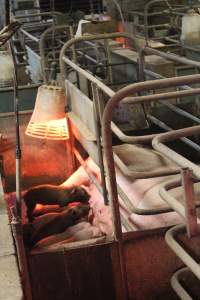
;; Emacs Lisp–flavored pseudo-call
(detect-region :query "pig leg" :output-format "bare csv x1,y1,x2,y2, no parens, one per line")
26,202,36,223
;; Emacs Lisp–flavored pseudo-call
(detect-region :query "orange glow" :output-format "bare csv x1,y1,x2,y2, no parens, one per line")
116,21,126,47
35,204,44,210
33,202,81,215
26,118,69,140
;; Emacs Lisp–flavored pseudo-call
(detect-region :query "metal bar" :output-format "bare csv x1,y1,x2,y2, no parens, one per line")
114,150,179,178
73,148,102,195
134,23,171,29
181,168,198,238
59,31,140,80
101,74,200,242
140,46,200,69
164,37,200,54
165,224,200,280
15,11,63,19
149,115,200,153
104,39,113,84
61,56,114,97
144,69,197,92
0,83,40,92
122,87,200,104
171,267,193,300
61,54,200,145
39,25,71,83
91,83,109,205
20,28,39,43
152,126,200,179
159,177,200,221
9,41,22,219
60,32,132,300
158,101,200,125
117,184,173,215
144,0,172,45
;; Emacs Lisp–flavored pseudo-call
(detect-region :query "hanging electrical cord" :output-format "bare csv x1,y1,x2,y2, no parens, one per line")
4,0,22,218
5,0,10,26
50,0,56,84
8,24,33,300
9,41,22,219
4,2,32,296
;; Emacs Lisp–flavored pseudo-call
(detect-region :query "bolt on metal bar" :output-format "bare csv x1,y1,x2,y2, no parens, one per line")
181,168,198,238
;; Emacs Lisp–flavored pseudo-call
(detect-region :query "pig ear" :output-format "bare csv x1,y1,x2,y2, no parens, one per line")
70,187,76,195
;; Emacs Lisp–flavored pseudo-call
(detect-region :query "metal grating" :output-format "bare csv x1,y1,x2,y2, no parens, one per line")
26,119,69,140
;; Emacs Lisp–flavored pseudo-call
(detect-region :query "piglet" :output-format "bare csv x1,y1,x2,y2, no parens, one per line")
28,203,90,247
23,184,90,222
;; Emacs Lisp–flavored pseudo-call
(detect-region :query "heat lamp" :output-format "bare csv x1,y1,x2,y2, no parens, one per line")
26,84,69,140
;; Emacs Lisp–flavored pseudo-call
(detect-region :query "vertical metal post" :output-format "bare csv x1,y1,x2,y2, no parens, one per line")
91,83,109,205
104,39,113,84
181,168,198,238
70,26,80,89
9,41,22,219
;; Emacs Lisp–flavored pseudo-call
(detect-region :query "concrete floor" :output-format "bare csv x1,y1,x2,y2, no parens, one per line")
0,175,23,300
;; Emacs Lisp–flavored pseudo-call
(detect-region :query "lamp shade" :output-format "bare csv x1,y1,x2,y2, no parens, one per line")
26,85,69,140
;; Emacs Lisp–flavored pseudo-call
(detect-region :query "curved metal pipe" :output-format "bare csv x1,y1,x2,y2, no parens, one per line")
152,126,200,179
159,178,190,221
59,31,139,80
101,74,200,241
139,46,200,72
39,24,72,83
165,224,200,280
171,267,193,300
144,0,172,45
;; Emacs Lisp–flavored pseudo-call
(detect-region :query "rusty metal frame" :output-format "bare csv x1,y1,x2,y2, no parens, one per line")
17,12,69,84
100,74,200,300
60,35,200,215
60,35,173,216
59,35,200,300
101,74,200,241
39,25,73,83
59,32,139,77
60,33,200,145
181,168,198,238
